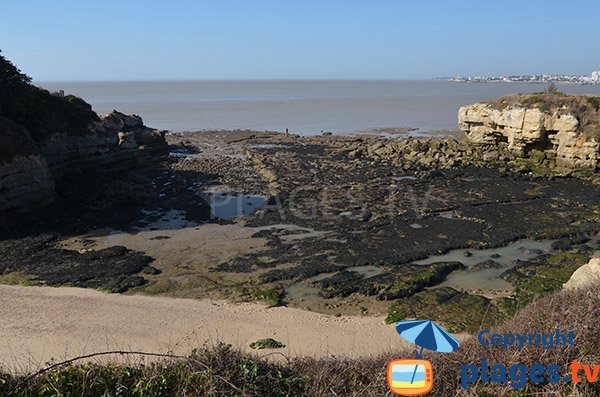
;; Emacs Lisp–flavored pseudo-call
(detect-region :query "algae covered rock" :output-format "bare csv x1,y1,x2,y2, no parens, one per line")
249,338,285,350
385,286,500,333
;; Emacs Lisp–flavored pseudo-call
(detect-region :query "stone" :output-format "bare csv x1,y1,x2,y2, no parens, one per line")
459,95,600,170
1,110,168,221
563,255,600,290
102,110,143,131
482,150,499,161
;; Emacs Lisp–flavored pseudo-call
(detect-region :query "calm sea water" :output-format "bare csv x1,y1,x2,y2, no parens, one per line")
38,80,600,135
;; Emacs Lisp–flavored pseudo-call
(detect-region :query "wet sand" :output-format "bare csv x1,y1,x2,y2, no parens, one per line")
0,285,405,373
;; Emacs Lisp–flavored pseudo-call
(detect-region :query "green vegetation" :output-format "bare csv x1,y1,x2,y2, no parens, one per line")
386,250,592,332
252,287,285,306
586,96,600,111
375,262,462,299
0,49,31,117
0,50,99,163
506,251,590,306
140,279,178,296
249,338,285,350
386,286,501,333
0,271,39,286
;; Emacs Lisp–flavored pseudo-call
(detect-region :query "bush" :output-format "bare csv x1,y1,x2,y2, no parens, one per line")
546,82,559,94
3,86,100,142
252,287,285,306
0,50,100,163
586,96,600,111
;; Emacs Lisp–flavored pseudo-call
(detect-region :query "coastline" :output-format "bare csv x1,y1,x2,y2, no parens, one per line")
3,125,599,336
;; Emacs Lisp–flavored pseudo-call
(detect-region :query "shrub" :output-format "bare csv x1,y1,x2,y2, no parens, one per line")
586,96,600,111
252,286,285,306
0,50,100,163
546,82,559,94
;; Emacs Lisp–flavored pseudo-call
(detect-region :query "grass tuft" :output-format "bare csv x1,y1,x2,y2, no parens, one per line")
249,338,285,350
252,286,285,306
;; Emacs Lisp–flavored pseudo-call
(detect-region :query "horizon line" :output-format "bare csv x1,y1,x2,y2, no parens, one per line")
35,77,441,84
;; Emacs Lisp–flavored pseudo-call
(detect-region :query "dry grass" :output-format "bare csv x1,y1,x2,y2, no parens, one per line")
1,285,599,396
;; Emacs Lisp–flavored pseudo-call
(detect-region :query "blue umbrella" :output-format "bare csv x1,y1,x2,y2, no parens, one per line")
395,320,460,384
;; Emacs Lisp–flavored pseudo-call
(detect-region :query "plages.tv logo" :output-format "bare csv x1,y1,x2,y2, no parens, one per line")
387,320,460,396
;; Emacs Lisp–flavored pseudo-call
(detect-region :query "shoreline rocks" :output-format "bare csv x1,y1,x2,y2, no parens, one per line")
459,93,600,170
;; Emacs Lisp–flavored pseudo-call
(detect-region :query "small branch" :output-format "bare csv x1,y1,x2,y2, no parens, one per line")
18,350,243,393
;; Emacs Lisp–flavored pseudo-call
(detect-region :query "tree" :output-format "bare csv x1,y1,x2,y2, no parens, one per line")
545,82,558,94
0,49,32,116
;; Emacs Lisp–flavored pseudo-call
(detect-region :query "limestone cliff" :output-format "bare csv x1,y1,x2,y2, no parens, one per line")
0,111,168,217
39,111,168,179
459,93,600,170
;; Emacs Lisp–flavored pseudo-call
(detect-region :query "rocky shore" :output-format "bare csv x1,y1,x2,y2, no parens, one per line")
1,88,599,333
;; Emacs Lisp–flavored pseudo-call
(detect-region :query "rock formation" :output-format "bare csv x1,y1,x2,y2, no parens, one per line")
39,110,168,179
563,255,600,290
0,110,168,218
459,93,600,170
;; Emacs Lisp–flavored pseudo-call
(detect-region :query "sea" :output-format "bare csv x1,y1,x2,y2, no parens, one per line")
38,80,600,135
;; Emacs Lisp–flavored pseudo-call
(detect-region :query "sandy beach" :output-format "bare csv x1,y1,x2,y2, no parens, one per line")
0,284,405,373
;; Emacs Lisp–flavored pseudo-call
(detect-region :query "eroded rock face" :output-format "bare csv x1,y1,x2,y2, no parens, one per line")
38,111,168,178
0,155,55,213
459,100,600,170
0,111,168,218
563,255,600,290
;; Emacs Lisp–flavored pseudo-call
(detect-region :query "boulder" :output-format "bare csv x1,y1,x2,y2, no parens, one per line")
563,255,600,290
102,110,144,131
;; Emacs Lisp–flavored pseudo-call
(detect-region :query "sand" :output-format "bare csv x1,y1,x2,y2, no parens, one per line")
0,285,407,373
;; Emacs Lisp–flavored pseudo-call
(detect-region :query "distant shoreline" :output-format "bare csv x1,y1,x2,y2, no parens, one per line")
446,80,589,85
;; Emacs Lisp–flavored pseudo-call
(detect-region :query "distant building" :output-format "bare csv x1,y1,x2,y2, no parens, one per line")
446,72,600,85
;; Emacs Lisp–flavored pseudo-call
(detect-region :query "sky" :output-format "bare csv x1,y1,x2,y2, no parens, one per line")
1,0,600,81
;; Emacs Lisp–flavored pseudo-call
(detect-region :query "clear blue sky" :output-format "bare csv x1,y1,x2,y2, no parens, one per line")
2,0,599,81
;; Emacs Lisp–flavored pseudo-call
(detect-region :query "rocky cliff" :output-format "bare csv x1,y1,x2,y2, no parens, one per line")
459,93,600,170
0,110,168,218
39,110,168,179
0,53,169,221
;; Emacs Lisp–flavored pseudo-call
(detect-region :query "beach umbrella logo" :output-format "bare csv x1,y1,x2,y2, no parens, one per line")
387,320,460,396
